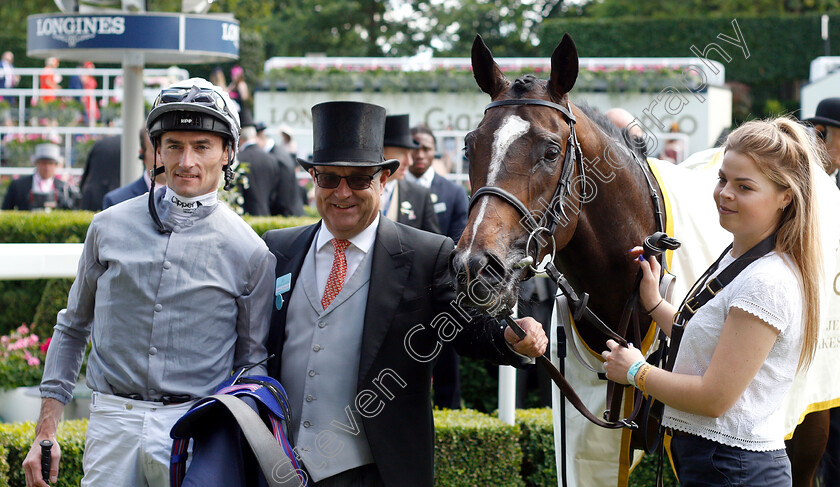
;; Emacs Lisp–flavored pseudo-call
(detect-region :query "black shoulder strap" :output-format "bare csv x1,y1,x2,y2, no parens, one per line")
665,234,776,371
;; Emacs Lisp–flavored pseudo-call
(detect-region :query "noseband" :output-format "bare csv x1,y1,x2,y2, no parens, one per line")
468,98,584,273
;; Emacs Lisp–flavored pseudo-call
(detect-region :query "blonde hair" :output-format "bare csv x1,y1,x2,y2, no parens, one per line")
724,117,827,370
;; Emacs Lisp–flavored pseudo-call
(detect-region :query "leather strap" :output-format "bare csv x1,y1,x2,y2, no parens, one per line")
205,394,303,487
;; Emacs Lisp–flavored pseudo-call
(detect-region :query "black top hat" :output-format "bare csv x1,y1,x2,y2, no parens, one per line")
384,114,420,149
298,101,399,175
805,98,840,129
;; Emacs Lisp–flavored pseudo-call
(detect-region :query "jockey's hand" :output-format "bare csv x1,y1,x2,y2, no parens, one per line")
504,317,548,357
23,436,61,487
602,339,646,385
628,246,662,312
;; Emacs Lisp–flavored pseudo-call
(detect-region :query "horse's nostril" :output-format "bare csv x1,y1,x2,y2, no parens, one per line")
481,253,506,286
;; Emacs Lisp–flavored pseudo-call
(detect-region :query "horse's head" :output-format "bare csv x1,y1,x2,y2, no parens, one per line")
452,34,583,314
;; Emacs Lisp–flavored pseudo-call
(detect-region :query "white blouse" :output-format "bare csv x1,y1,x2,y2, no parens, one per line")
662,251,803,451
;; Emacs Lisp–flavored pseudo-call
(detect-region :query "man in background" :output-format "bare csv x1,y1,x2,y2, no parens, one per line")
1,51,19,105
2,143,73,211
255,121,304,216
102,129,165,209
78,134,121,211
381,114,440,234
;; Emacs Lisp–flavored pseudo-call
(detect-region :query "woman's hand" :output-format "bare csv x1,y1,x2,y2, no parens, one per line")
628,246,662,312
601,339,646,385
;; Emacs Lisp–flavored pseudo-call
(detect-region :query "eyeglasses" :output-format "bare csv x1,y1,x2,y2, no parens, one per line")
313,168,382,190
153,86,234,120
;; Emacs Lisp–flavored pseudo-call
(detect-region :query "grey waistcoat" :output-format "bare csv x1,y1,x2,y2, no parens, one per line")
280,236,375,481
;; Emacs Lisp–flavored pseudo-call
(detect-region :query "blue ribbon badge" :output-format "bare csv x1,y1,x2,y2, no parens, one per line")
275,273,292,310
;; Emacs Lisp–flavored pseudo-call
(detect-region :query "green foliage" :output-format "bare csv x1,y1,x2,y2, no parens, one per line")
0,411,678,485
516,408,556,487
459,356,498,413
264,65,687,94
32,279,73,339
538,13,840,120
0,420,87,487
433,409,525,487
0,281,45,337
0,444,7,486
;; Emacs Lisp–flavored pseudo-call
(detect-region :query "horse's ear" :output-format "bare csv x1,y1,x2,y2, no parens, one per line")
548,33,579,99
471,34,507,97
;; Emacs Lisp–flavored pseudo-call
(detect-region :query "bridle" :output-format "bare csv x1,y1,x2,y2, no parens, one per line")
465,96,677,433
468,98,584,274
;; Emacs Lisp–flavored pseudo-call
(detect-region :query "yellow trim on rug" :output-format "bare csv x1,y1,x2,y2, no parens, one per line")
784,396,840,440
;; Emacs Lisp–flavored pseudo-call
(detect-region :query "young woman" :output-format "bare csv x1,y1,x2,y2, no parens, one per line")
602,117,826,486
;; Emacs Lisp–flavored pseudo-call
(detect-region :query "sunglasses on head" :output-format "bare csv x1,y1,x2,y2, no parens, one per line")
313,168,382,190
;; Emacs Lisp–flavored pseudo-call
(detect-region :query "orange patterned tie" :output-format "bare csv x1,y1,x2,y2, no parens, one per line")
322,239,350,309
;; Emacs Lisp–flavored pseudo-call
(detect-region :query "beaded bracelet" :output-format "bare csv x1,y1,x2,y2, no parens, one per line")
635,364,652,394
626,360,646,387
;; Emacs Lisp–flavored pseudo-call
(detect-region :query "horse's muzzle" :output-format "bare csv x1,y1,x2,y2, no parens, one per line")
450,249,517,312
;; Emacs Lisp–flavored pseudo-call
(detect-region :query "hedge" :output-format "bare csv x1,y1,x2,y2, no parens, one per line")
0,210,319,334
539,13,840,118
0,410,676,486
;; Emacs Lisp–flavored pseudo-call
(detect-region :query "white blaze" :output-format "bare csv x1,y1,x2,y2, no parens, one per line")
464,115,530,259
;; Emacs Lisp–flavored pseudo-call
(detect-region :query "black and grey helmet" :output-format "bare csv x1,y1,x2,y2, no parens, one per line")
146,77,240,153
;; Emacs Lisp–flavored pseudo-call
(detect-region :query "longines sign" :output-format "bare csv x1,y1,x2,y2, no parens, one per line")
27,13,239,63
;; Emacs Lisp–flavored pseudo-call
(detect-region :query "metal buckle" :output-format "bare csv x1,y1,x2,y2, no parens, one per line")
683,300,699,315
704,279,721,296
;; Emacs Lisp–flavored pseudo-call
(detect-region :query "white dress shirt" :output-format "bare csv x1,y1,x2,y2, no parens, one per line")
314,213,380,303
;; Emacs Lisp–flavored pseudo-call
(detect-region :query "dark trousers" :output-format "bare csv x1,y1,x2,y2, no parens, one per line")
671,434,791,486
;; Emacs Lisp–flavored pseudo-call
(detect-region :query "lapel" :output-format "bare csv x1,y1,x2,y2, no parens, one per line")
358,218,413,386
272,223,321,329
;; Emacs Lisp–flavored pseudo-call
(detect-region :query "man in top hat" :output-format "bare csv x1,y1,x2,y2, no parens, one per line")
2,143,73,211
806,97,840,189
380,114,441,233
262,100,547,486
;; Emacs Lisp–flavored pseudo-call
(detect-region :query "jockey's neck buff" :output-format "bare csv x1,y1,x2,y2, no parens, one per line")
164,187,218,225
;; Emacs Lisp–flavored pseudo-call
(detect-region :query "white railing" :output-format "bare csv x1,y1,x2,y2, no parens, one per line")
0,244,83,280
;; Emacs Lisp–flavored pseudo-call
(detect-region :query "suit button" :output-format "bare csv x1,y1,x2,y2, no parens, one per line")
148,347,157,355
318,321,326,328
303,421,311,428
313,344,321,352
154,304,163,312
306,395,314,402
308,370,316,377
163,261,172,270
173,225,181,233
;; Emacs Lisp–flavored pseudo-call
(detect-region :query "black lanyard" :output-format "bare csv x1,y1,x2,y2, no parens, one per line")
665,234,777,371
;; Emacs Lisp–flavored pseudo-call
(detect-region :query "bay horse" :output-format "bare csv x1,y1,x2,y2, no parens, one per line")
451,33,828,486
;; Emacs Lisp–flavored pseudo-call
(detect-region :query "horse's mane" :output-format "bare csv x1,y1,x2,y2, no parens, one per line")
576,102,648,159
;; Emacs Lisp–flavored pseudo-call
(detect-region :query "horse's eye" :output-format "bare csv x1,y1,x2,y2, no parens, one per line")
463,145,471,161
545,146,561,161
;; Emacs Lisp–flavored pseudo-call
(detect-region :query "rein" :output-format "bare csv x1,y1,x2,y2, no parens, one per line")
470,97,673,431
